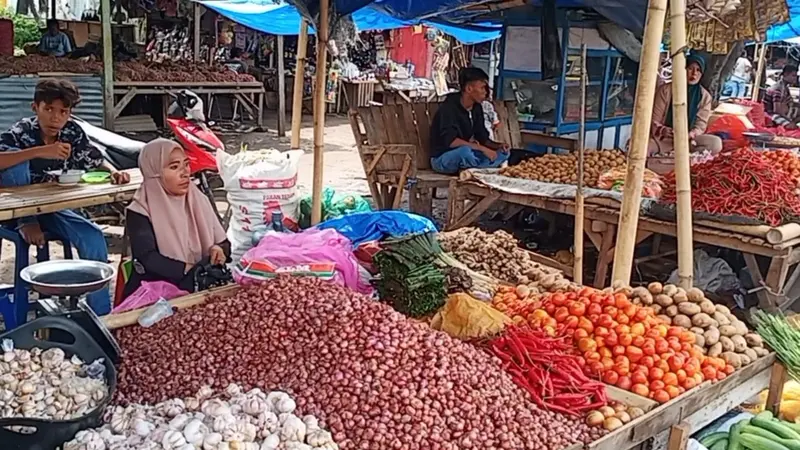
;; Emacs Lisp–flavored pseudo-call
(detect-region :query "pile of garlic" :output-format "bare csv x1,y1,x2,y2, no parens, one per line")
0,344,107,421
64,384,338,450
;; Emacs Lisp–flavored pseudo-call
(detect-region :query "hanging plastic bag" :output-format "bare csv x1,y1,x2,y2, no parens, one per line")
430,293,510,339
111,281,189,314
233,228,372,294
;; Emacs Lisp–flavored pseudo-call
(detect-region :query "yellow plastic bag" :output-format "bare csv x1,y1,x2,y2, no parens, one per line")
430,293,510,339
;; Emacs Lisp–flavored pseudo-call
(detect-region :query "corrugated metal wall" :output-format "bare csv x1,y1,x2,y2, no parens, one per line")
0,75,104,132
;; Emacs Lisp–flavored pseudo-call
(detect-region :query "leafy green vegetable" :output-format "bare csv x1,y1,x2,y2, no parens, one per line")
0,9,41,49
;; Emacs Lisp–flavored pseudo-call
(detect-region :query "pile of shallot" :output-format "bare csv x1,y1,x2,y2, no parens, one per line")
115,278,602,449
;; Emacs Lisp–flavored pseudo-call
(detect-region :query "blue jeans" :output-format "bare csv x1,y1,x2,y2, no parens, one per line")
723,80,747,98
431,145,510,175
0,161,111,315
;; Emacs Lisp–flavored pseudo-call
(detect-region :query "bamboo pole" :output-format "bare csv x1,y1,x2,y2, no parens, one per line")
277,35,287,137
611,0,668,285
193,4,202,63
100,0,114,129
670,0,693,290
291,21,309,150
573,44,587,285
752,44,767,102
311,3,329,225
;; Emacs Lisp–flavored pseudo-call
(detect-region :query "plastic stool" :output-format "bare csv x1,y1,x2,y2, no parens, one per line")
0,226,73,330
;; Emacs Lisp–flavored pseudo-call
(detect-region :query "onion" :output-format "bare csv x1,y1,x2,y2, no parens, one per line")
603,417,624,432
586,411,605,427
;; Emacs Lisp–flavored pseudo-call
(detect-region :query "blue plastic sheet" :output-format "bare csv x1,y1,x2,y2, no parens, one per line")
197,0,500,43
766,0,800,43
315,211,437,246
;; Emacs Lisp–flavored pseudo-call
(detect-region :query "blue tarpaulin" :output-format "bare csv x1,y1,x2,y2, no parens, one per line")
198,0,500,44
766,0,800,43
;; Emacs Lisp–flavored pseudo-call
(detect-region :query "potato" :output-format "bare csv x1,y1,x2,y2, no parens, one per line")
699,300,716,315
754,347,769,357
690,327,705,335
719,325,738,337
652,304,663,314
666,305,679,318
745,333,764,348
657,314,673,325
655,294,674,307
731,320,749,336
704,328,721,346
712,311,731,327
694,333,706,348
673,314,692,329
739,353,752,366
631,286,651,302
708,342,723,357
722,352,742,368
692,313,714,328
719,336,735,352
663,284,678,297
673,291,688,304
678,303,702,316
615,285,633,297
731,335,748,353
687,287,705,303
715,304,731,315
744,347,758,362
648,282,663,295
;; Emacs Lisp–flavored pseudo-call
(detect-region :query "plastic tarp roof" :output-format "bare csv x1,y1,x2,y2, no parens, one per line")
767,0,800,43
198,0,500,44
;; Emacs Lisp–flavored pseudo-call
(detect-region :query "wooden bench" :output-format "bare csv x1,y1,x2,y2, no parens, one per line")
348,100,579,217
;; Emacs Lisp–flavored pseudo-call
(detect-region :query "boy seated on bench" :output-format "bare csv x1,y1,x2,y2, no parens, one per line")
429,67,510,174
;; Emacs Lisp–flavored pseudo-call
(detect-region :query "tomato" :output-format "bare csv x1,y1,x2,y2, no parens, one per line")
574,328,589,340
602,370,619,385
667,337,682,352
598,315,615,328
613,345,627,356
662,372,678,387
544,303,556,315
657,359,671,373
595,327,610,338
632,335,646,348
578,338,598,353
619,334,633,347
587,303,603,316
602,295,616,307
631,371,648,385
568,302,586,317
630,323,646,337
667,326,683,338
605,332,619,347
701,366,717,380
614,293,632,308
595,336,606,348
655,339,670,354
566,292,578,301
617,313,630,325
668,355,685,373
682,377,697,390
665,385,680,399
679,331,696,344
563,316,579,329
578,317,594,333
584,351,601,362
649,380,666,392
631,384,650,398
642,342,656,356
616,376,632,391
716,371,727,381
624,305,638,318
676,369,687,384
579,287,595,298
551,293,567,306
634,309,649,322
724,364,735,375
604,306,619,317
646,328,661,339
616,324,631,335
655,324,669,337
640,356,655,369
601,357,615,371
588,361,605,374
626,346,644,363
649,367,664,380
588,313,600,324
554,307,570,323
599,347,613,359
653,390,671,403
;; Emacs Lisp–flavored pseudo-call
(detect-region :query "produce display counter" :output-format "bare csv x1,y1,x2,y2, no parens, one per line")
447,179,800,309
101,284,785,450
111,81,266,128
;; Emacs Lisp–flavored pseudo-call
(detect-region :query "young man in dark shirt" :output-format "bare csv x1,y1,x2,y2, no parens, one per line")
0,79,131,315
429,67,509,174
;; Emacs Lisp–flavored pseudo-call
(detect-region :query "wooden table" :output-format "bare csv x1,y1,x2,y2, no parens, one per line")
112,81,266,130
0,169,142,220
448,180,800,309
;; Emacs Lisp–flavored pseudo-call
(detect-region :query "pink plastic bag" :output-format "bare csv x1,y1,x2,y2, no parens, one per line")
233,228,373,294
111,281,189,314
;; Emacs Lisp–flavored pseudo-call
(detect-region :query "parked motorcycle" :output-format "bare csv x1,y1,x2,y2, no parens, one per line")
74,90,227,224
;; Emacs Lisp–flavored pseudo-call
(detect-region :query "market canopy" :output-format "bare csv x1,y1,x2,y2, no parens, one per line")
767,0,800,42
197,0,501,44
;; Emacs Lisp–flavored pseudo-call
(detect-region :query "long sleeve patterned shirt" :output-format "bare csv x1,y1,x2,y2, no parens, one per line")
0,117,104,184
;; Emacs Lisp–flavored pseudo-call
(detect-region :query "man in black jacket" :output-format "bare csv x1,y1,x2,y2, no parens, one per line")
429,67,509,174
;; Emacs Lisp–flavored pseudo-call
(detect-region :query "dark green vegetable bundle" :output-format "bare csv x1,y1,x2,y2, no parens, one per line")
754,310,800,380
375,233,447,317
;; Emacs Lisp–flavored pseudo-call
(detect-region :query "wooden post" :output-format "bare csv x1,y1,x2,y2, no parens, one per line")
611,0,668,285
311,5,329,225
667,422,691,450
291,21,309,150
194,3,202,63
766,362,788,415
574,44,587,285
752,44,767,102
670,0,693,290
277,35,287,137
100,0,114,129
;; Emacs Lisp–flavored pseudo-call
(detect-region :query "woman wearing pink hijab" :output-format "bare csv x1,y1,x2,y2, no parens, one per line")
122,138,229,299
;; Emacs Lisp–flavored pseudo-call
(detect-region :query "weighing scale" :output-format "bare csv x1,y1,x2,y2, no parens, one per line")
19,260,121,363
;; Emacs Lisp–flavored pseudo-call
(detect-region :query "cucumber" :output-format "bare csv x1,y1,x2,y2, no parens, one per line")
710,439,729,450
759,411,776,421
701,432,730,447
728,420,750,450
739,433,791,450
752,415,800,440
742,425,783,441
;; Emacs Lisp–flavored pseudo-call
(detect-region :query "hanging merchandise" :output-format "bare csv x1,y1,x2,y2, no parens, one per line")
145,25,193,62
686,0,742,24
540,0,563,80
687,0,788,54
